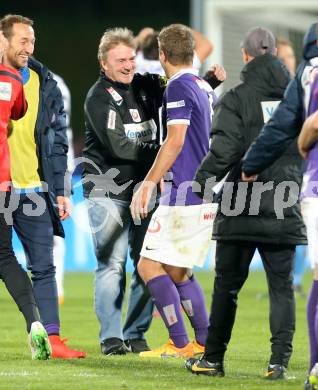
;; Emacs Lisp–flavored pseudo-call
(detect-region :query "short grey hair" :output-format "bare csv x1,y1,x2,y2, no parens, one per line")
98,27,135,64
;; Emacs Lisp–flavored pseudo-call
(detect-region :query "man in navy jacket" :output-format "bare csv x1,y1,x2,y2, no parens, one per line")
1,14,85,358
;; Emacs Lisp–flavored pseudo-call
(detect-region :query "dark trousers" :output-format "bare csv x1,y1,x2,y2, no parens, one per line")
205,240,295,368
12,192,59,327
0,206,39,332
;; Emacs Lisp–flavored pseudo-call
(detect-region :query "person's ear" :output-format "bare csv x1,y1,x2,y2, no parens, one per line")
101,61,108,72
241,48,248,63
159,49,166,63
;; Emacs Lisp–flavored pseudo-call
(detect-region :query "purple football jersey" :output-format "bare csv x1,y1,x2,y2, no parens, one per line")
160,69,216,206
302,71,318,199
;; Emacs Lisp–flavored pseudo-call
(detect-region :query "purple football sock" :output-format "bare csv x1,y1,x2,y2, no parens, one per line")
307,279,318,370
176,275,209,346
147,274,189,348
45,323,60,336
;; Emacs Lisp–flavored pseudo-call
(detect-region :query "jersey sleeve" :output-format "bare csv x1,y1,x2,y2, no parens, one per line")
309,73,318,115
11,81,27,120
165,80,193,126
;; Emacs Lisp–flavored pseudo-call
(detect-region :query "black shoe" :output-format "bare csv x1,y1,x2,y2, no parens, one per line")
264,364,287,380
124,339,150,353
101,338,127,356
185,356,225,377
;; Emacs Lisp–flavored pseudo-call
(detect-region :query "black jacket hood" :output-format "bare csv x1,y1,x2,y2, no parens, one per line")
303,23,318,60
240,54,290,98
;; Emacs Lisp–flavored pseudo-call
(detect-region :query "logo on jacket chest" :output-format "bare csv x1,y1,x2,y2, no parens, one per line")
0,82,12,101
106,87,123,106
124,119,157,142
261,101,281,123
129,109,141,122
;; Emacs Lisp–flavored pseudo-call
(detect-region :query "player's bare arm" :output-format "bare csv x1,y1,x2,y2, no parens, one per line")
298,110,318,159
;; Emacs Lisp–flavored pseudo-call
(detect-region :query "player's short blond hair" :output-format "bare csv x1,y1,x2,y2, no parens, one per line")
158,24,194,66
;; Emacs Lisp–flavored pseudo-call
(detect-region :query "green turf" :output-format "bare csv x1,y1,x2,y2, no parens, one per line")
0,271,310,389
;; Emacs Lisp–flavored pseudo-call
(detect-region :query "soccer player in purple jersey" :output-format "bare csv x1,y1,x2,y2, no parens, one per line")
298,62,318,390
130,24,217,358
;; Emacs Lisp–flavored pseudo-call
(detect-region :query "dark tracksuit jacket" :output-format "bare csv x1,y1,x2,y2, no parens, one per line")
82,72,163,201
28,57,69,238
196,54,307,244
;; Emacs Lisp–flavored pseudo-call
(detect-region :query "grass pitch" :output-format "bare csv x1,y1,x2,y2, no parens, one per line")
0,271,310,389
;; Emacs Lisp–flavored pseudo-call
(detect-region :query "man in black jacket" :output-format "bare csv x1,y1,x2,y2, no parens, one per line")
83,27,162,356
185,27,306,379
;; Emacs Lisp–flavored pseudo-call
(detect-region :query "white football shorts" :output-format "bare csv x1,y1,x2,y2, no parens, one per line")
140,203,218,268
301,197,318,268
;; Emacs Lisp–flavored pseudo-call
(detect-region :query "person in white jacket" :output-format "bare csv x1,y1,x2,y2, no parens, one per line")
52,72,75,305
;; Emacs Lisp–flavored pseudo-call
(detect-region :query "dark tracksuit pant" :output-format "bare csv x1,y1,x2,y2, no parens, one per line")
205,240,296,368
12,192,59,329
0,193,40,331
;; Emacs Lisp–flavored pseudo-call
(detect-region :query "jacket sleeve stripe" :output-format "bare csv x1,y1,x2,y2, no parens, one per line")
0,70,22,83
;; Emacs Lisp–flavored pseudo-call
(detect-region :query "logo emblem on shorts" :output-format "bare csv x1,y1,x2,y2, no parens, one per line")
145,246,156,251
147,217,161,233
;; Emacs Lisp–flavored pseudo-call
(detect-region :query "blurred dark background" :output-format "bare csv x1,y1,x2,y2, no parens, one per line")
1,0,190,155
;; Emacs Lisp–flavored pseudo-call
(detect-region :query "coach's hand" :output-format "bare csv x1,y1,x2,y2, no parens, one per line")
210,64,226,82
56,196,72,221
241,172,258,182
130,181,156,220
